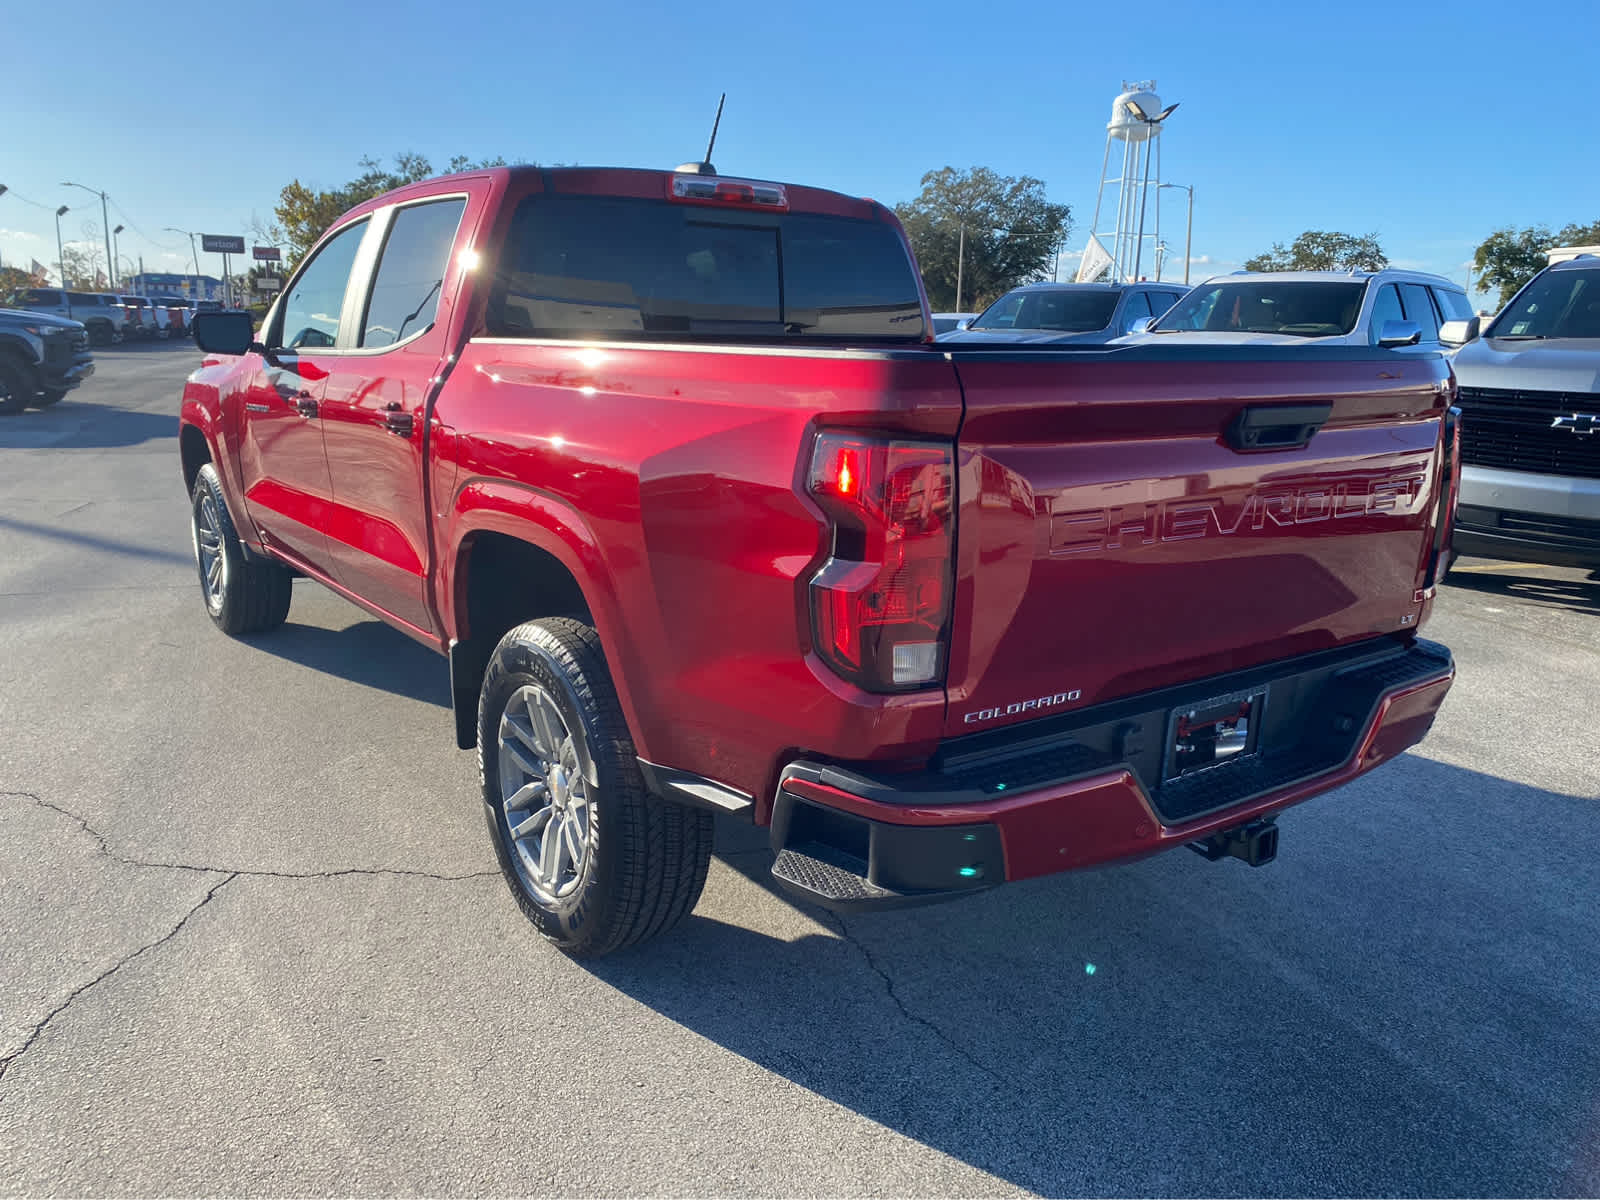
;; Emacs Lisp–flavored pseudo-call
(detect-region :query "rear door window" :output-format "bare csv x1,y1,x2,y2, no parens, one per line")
488,193,923,341
1399,283,1440,341
1432,288,1473,322
360,198,467,348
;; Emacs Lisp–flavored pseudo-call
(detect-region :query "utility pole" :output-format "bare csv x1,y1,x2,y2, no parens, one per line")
165,227,201,293
112,225,124,288
955,222,966,313
62,182,114,291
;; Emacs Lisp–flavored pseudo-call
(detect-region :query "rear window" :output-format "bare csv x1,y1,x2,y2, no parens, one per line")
487,193,924,341
970,288,1119,333
1156,281,1366,336
1489,267,1600,339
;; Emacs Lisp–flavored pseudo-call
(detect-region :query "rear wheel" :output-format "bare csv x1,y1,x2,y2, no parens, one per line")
190,463,292,634
479,618,712,957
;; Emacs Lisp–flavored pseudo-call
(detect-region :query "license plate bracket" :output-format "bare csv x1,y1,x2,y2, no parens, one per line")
1163,688,1267,782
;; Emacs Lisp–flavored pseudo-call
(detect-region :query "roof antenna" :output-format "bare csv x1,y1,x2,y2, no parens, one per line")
676,93,725,176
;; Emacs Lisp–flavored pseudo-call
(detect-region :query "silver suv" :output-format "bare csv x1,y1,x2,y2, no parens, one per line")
1450,256,1600,571
1124,269,1476,349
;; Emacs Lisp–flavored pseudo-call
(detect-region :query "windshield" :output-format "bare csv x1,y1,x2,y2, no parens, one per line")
970,289,1119,333
1156,280,1366,336
1490,267,1600,339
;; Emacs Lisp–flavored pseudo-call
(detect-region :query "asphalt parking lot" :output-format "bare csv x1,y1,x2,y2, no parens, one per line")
1,346,1597,1197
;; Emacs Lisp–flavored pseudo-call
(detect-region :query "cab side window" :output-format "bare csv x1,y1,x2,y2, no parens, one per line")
1399,284,1440,342
1369,284,1404,344
1122,291,1152,331
274,219,369,350
360,198,466,348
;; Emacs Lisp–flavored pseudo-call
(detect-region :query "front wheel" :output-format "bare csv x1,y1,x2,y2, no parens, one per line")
0,356,31,416
189,463,292,634
34,388,67,408
478,618,712,957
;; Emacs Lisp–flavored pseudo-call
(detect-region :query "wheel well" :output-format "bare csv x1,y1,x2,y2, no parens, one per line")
450,532,594,748
180,424,211,494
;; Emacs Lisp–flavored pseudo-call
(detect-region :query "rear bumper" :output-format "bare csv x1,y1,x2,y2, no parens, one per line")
769,638,1454,911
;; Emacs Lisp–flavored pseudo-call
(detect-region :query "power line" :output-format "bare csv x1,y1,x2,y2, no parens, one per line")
108,198,183,252
0,185,58,212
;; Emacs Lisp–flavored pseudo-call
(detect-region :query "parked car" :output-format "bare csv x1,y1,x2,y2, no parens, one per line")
931,312,979,334
1450,254,1600,571
0,307,95,413
1127,269,1476,349
181,164,1457,957
940,282,1188,344
153,295,190,336
18,288,125,347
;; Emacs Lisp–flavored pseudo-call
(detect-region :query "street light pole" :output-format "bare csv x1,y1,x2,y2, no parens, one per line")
956,222,965,313
165,227,201,292
53,206,70,312
62,182,114,292
1159,183,1195,285
112,225,125,288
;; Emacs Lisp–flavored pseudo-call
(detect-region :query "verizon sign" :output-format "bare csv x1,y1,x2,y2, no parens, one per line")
252,245,281,261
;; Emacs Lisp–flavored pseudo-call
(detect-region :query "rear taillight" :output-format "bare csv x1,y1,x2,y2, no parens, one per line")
1424,404,1461,589
669,174,788,211
806,432,955,691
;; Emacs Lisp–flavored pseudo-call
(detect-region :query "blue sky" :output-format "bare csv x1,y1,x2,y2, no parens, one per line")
5,0,1597,305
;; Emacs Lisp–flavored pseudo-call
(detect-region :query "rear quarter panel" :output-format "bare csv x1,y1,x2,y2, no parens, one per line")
434,341,963,809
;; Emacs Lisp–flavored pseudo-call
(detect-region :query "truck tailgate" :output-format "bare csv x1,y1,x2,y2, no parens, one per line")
944,346,1452,739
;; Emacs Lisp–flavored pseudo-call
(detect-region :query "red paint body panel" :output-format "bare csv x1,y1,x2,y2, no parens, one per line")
177,165,1458,876
780,666,1453,880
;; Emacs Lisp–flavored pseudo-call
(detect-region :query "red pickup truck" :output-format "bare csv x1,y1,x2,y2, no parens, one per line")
181,165,1458,957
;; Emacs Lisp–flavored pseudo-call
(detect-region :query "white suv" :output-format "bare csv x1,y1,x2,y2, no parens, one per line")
1123,268,1477,349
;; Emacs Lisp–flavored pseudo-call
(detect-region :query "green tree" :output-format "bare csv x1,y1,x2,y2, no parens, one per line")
267,153,513,268
894,167,1072,311
1244,230,1387,273
1471,220,1600,308
0,265,35,306
1472,226,1552,308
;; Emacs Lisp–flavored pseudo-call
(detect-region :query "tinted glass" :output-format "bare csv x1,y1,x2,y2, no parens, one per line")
1123,291,1152,328
276,219,368,350
1433,288,1473,322
970,288,1119,332
1400,284,1439,340
1153,292,1184,315
489,194,923,340
68,292,101,306
1159,281,1366,336
361,198,465,348
24,289,62,306
1490,267,1600,338
1369,284,1404,344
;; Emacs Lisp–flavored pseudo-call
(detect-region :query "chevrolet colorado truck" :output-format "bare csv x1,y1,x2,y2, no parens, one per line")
181,165,1459,957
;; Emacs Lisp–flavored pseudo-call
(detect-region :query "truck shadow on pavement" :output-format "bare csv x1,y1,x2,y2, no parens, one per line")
593,755,1599,1197
0,399,177,450
1443,568,1600,617
241,613,451,708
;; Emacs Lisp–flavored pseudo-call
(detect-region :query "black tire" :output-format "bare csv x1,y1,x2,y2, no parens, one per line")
88,322,113,348
478,618,712,957
189,463,292,634
34,388,67,408
0,355,32,416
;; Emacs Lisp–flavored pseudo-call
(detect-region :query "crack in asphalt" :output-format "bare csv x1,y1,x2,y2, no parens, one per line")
0,873,237,1087
2,790,499,883
828,910,1008,1088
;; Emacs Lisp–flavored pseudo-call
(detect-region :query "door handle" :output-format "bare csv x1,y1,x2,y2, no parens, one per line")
383,410,414,437
1224,403,1332,452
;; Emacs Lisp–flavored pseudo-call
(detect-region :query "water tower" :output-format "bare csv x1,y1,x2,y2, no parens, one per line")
1077,81,1178,283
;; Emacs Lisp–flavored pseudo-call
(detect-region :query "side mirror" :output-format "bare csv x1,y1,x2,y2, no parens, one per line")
955,317,972,330
192,310,256,356
1377,319,1422,348
1127,315,1156,335
1438,316,1480,346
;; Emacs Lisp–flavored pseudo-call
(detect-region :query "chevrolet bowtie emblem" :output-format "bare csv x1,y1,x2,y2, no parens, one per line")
1550,412,1599,435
